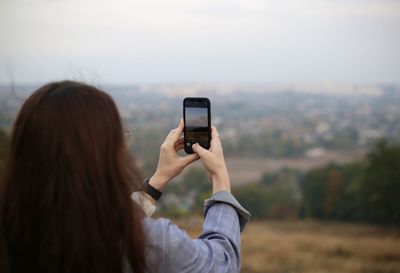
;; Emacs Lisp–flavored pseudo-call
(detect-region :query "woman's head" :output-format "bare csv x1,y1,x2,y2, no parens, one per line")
1,81,145,273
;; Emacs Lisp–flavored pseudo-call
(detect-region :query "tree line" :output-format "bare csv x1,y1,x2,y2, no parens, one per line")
234,140,400,225
0,127,399,225
157,139,400,225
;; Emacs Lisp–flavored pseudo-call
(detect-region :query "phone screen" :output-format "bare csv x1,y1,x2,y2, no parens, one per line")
183,97,211,154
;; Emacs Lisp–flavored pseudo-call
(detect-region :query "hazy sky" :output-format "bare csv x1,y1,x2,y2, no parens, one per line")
186,107,208,127
0,0,399,84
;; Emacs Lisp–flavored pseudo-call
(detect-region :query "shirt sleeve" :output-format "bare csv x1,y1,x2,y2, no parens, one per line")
204,191,251,232
143,192,251,273
131,191,156,217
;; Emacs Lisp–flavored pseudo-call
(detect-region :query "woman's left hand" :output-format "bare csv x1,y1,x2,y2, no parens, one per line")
149,119,199,191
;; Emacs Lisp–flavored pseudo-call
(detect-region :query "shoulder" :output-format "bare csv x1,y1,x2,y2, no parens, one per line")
143,217,186,239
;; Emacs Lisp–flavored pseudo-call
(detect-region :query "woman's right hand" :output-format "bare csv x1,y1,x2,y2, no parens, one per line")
149,119,199,193
192,126,231,194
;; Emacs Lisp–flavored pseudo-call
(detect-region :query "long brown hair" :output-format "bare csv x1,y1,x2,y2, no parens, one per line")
1,81,146,273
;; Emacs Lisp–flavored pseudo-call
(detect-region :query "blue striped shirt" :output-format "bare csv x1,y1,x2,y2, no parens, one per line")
142,191,251,273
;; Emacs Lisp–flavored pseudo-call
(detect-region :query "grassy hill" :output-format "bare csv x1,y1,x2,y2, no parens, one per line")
172,218,400,273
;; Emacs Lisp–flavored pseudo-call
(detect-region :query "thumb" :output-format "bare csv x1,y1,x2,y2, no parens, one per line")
192,143,208,158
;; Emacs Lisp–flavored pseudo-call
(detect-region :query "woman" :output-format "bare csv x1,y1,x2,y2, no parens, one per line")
0,81,250,273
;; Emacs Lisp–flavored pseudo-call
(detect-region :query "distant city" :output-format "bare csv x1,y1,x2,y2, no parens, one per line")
1,83,399,181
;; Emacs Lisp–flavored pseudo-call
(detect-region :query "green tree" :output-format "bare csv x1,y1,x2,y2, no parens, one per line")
234,185,270,219
301,167,327,218
235,168,302,220
300,162,365,220
159,168,212,216
360,140,400,224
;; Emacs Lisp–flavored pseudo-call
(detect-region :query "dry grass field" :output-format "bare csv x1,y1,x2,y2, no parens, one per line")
174,218,400,273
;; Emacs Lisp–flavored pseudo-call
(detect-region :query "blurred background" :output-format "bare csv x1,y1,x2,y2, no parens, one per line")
1,0,400,272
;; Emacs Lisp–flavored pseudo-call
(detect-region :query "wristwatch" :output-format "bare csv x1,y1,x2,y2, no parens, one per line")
143,178,162,201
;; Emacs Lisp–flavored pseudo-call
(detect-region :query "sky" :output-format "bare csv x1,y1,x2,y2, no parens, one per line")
186,107,208,127
0,0,399,85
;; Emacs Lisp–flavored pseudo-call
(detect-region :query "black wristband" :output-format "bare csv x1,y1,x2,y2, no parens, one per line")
143,178,162,201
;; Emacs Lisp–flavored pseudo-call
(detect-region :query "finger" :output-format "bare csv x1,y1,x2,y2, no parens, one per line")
210,126,222,150
174,143,184,152
192,143,209,158
211,125,220,139
165,119,184,145
174,118,184,137
174,138,184,147
179,153,200,166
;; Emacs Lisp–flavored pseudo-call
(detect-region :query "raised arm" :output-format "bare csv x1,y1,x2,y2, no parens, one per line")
143,198,247,273
133,121,250,273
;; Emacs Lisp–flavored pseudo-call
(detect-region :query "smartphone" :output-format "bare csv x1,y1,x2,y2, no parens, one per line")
183,97,211,154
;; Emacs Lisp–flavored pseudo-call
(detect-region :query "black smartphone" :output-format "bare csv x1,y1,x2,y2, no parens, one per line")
183,97,211,154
